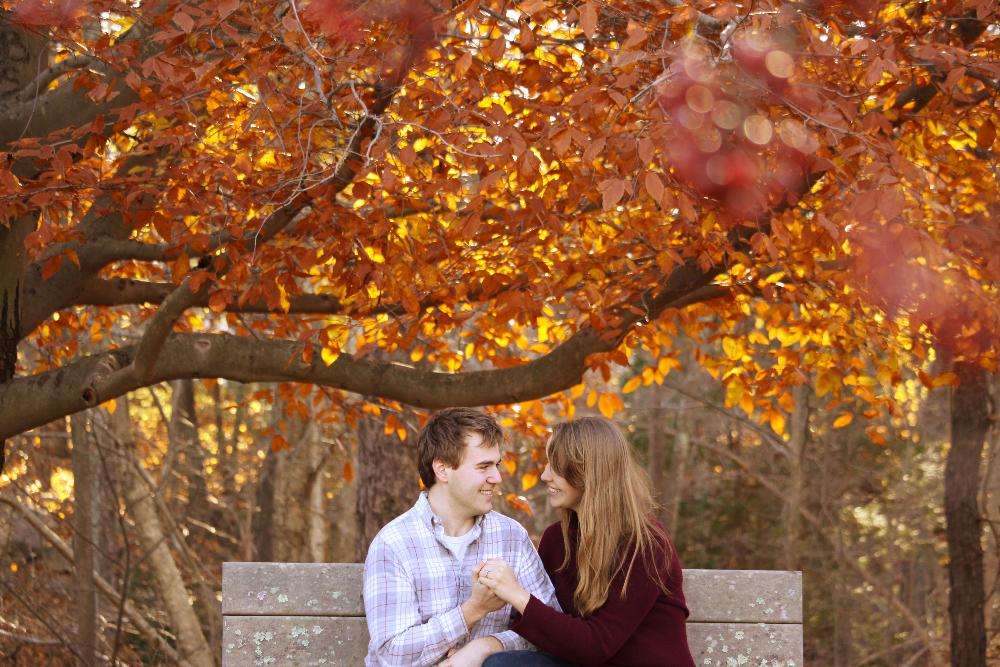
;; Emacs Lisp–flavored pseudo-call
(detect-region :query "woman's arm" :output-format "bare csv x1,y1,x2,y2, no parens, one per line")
512,538,672,667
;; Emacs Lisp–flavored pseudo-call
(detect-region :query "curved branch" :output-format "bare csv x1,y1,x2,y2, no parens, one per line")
75,278,352,314
0,263,725,439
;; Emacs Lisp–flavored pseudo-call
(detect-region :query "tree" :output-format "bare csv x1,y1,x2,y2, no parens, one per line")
1,0,997,661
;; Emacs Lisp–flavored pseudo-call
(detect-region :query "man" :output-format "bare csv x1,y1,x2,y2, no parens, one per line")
364,408,558,666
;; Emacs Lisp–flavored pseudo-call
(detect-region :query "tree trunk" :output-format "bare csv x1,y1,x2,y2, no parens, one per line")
356,413,418,560
783,384,809,571
171,379,210,522
70,414,98,666
946,360,991,667
664,430,689,537
0,217,33,475
981,375,1000,656
0,18,50,473
328,460,359,562
645,384,667,519
113,398,215,667
252,397,324,561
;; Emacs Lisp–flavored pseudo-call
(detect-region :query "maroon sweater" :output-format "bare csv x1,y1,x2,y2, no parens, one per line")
511,520,695,667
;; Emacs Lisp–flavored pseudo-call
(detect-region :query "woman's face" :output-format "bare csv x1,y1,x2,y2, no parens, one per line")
540,455,582,511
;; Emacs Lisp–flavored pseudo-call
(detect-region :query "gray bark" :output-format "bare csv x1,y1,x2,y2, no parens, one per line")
112,398,215,667
253,397,325,562
70,414,99,666
664,430,690,537
356,413,418,560
783,384,809,571
170,379,210,522
945,361,991,667
645,384,667,518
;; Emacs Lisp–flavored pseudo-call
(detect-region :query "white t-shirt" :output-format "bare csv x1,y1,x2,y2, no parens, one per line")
438,528,479,564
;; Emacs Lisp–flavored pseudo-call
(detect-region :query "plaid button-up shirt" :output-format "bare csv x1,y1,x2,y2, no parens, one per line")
363,493,558,666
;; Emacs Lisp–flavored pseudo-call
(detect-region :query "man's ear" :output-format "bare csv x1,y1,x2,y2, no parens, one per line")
432,459,450,484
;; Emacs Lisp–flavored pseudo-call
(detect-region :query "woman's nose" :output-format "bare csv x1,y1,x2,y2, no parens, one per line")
540,464,552,482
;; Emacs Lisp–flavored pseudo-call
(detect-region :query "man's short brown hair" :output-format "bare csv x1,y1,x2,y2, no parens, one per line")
417,408,505,489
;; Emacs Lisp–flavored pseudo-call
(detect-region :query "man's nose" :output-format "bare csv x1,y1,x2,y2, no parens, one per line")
487,467,502,483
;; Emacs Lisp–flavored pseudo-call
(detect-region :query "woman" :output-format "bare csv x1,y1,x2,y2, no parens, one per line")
478,417,695,667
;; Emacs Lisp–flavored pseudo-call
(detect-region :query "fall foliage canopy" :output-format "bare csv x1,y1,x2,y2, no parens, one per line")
0,0,997,445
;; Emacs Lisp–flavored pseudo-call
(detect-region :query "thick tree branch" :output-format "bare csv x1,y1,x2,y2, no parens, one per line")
0,260,723,439
14,54,98,105
0,18,144,149
76,277,350,313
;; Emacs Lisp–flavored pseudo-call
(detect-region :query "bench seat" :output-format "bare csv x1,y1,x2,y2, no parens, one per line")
221,563,803,666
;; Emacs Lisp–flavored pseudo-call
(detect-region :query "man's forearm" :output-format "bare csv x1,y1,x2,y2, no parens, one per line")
460,599,489,629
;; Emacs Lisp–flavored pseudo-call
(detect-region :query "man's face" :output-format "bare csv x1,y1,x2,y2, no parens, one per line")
438,432,503,519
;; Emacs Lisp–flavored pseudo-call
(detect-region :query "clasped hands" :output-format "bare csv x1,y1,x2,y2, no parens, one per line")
477,558,530,613
437,562,510,667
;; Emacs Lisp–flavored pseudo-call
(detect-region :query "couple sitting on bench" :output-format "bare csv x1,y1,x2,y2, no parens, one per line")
363,408,696,667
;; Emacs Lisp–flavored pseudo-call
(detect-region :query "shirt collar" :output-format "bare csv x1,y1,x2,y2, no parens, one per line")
414,491,487,533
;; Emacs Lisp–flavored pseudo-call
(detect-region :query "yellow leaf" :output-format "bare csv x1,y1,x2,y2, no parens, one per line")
586,390,597,408
321,347,340,366
538,317,551,343
104,399,117,415
932,371,959,387
722,337,742,360
815,371,838,397
725,379,743,408
278,284,290,312
522,471,539,491
833,412,854,428
622,376,642,394
769,411,785,435
598,393,622,418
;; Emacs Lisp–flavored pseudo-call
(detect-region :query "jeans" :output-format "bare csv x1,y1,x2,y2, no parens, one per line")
483,650,580,666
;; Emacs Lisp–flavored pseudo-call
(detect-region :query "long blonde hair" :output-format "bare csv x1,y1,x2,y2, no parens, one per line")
548,416,672,616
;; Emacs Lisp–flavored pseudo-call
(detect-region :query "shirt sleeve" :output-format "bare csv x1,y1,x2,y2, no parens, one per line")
363,536,468,666
494,527,561,651
511,547,665,667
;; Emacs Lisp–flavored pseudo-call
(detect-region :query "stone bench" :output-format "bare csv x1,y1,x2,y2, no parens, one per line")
222,563,802,666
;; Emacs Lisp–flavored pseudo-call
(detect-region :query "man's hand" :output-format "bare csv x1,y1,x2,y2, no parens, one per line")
478,558,531,613
437,636,503,667
461,561,506,628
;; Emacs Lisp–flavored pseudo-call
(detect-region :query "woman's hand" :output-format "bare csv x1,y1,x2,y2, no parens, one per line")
478,558,531,613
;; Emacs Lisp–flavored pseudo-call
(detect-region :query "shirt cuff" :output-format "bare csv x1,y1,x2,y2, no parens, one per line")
443,605,471,644
492,629,529,651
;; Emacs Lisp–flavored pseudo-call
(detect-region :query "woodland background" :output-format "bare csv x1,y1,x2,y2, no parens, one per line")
0,0,997,665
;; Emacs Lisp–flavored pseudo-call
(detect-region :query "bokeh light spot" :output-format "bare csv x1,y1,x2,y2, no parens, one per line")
743,115,773,145
765,50,794,79
685,85,715,114
712,101,743,130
